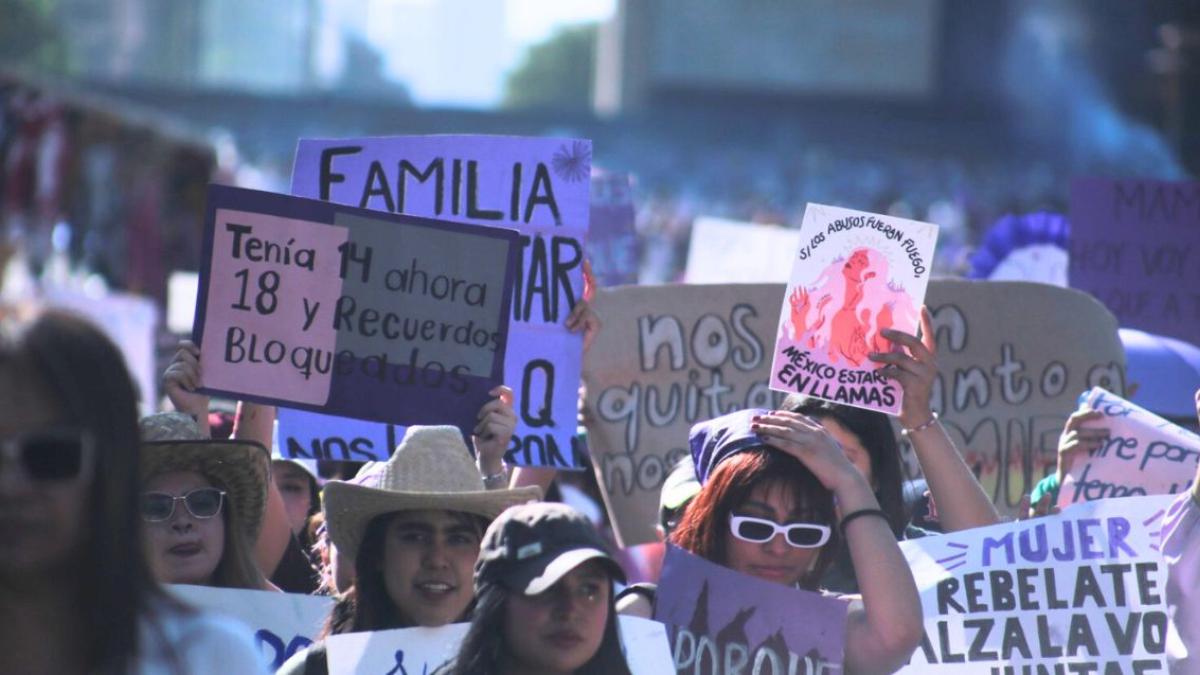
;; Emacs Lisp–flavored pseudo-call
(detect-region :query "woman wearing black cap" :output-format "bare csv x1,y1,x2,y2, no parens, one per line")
438,502,633,675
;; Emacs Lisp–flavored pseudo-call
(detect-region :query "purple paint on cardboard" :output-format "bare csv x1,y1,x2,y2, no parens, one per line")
1069,177,1200,345
589,171,638,286
655,545,847,671
288,135,592,467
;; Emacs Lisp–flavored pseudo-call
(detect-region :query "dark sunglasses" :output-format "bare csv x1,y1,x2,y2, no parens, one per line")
729,514,831,548
0,430,93,482
141,488,226,522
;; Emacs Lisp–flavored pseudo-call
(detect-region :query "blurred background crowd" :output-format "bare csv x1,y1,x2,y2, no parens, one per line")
0,0,1197,392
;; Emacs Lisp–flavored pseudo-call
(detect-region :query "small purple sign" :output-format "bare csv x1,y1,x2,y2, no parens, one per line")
655,545,847,674
1069,177,1200,345
193,185,519,432
589,170,638,286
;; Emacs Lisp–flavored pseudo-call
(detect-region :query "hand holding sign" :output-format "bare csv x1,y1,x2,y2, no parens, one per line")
164,339,209,425
473,385,517,479
868,306,939,429
1056,407,1108,481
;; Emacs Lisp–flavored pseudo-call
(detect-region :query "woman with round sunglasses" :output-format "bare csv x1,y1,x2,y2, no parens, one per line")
140,412,274,590
619,407,923,675
0,308,265,673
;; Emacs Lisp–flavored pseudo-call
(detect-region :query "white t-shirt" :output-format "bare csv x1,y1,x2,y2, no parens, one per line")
131,598,268,674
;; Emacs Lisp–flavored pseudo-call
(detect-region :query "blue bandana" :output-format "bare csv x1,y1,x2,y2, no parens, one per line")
689,408,772,484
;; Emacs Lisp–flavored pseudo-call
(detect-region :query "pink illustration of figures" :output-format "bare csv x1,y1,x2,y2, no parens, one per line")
783,247,917,366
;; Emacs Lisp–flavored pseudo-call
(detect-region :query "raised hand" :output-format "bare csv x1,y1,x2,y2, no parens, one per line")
473,385,517,480
868,305,937,429
750,410,866,494
163,339,210,421
1055,407,1107,482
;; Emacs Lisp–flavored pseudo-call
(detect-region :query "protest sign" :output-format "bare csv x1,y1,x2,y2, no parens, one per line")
45,289,158,416
325,616,673,674
769,204,938,416
684,217,801,284
899,495,1177,674
287,135,591,468
655,544,848,675
590,170,639,286
169,584,333,671
585,283,785,546
1058,388,1200,508
1069,178,1200,346
586,279,1126,544
922,280,1127,516
193,184,519,432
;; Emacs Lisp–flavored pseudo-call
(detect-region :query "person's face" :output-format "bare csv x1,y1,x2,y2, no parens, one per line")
273,461,313,535
142,470,226,586
0,365,91,576
381,509,482,627
819,417,875,489
724,481,823,587
503,560,612,675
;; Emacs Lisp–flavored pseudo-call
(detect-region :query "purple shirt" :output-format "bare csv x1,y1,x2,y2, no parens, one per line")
1164,491,1200,674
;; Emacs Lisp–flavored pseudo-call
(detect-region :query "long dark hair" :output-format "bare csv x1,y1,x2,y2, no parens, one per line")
439,580,632,675
781,395,909,536
1,310,164,672
670,447,838,590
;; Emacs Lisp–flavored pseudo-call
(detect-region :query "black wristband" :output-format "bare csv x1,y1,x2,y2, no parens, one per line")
839,508,889,536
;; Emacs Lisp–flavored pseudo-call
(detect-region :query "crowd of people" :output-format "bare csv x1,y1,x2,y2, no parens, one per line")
1,293,1197,674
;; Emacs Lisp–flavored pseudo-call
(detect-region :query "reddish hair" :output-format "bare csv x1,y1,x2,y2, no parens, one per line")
669,448,838,590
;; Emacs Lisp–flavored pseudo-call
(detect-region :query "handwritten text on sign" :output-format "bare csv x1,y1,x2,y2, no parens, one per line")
585,284,786,546
1069,178,1200,346
770,204,938,416
1059,388,1200,507
288,135,591,467
195,185,519,431
169,584,332,672
899,495,1176,674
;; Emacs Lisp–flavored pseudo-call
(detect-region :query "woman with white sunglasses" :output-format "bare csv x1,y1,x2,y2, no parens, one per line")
619,407,922,675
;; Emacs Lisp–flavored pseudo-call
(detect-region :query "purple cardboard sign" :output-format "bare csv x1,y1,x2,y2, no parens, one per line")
287,135,591,468
655,545,847,674
1069,178,1200,345
589,170,638,286
193,185,519,431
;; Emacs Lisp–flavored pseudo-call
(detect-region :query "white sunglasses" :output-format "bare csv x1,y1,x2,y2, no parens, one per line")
729,514,831,548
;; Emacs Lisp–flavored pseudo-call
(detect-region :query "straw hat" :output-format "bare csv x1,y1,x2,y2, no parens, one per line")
324,426,542,563
139,412,270,540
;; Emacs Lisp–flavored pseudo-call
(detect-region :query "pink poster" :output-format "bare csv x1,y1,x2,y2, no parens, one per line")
769,204,938,415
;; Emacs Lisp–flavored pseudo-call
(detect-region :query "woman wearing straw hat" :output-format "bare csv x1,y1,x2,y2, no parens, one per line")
279,425,542,675
140,412,275,590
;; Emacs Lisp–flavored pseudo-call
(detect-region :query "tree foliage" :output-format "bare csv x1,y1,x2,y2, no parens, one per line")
0,0,67,72
502,23,596,110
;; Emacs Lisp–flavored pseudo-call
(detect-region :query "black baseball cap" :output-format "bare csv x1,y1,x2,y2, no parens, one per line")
475,502,626,596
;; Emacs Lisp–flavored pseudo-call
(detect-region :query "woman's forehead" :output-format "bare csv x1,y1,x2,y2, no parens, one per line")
741,479,811,517
391,509,479,529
